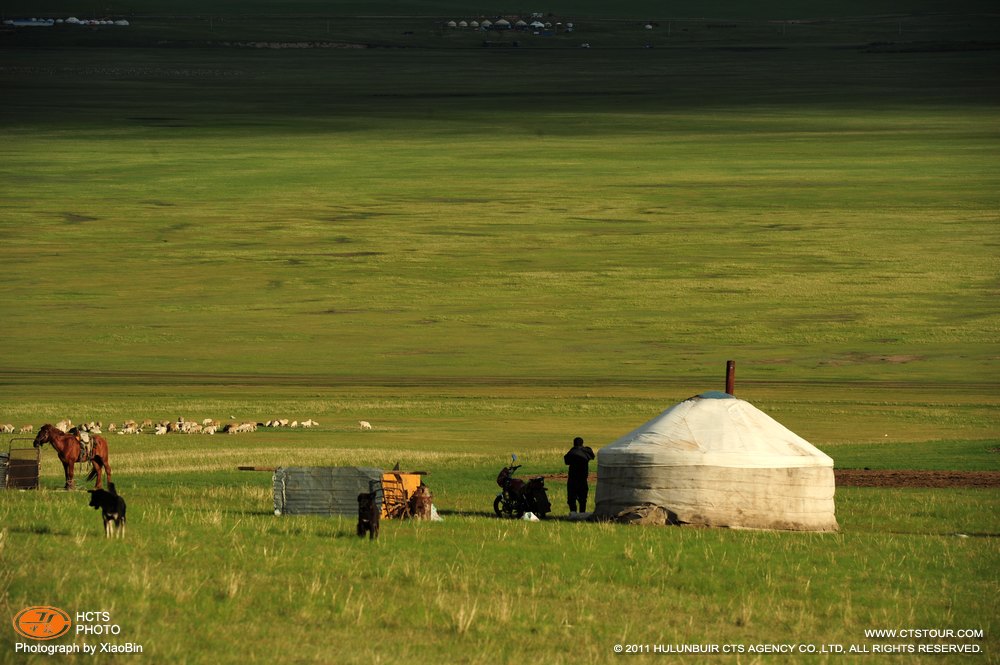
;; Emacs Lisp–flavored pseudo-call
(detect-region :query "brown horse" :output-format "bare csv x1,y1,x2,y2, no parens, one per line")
33,424,112,491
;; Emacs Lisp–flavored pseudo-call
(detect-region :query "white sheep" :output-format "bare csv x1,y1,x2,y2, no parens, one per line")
359,420,372,431
226,422,256,434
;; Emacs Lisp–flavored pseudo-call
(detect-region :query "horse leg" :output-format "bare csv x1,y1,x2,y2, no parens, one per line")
93,458,111,490
65,462,74,491
90,460,101,490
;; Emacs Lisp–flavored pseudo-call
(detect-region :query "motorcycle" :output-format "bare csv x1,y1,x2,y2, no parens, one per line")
494,455,551,519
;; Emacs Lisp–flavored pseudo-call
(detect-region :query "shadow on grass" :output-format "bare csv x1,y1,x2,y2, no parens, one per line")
437,509,587,523
9,525,73,536
437,509,497,519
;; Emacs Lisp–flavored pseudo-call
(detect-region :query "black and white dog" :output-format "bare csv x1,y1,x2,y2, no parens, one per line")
88,483,127,538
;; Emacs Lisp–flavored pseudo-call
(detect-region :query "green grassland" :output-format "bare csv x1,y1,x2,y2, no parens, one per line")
0,430,998,665
1,1,999,663
1,49,997,384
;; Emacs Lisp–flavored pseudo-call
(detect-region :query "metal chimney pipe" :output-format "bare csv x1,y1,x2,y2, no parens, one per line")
725,360,736,395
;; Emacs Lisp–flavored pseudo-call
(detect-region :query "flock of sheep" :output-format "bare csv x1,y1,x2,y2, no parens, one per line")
2,418,376,437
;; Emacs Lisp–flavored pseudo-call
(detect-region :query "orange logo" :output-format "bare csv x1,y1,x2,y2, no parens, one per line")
12,606,72,640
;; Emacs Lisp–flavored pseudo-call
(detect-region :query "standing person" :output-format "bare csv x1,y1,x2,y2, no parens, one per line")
564,436,595,514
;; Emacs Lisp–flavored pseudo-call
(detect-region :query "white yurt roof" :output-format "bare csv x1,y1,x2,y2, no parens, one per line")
599,391,832,470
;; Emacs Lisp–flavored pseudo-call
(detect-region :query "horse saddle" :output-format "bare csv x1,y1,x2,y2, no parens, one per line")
75,437,94,463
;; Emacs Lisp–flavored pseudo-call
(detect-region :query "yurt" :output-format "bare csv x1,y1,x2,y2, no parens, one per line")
594,391,838,531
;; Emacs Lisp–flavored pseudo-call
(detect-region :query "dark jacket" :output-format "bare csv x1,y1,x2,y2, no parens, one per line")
564,445,595,484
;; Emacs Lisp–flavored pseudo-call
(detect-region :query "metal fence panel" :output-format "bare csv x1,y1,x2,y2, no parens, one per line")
273,466,383,516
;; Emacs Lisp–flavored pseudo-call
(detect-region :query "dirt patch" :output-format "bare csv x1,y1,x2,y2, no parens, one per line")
543,470,1000,488
834,469,1000,488
61,212,98,224
821,353,923,366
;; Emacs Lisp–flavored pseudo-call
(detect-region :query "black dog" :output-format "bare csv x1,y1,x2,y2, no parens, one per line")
88,483,127,538
356,491,380,540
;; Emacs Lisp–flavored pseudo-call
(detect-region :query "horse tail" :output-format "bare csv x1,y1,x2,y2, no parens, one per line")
87,455,105,481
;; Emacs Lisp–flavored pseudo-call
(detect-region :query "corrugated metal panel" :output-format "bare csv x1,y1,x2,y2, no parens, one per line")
273,467,383,516
4,448,40,490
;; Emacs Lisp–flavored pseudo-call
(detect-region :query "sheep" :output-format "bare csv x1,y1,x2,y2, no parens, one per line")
359,420,372,431
19,425,33,434
202,418,214,426
203,425,217,435
154,425,168,435
55,419,73,431
301,419,318,428
224,422,257,434
2,423,14,433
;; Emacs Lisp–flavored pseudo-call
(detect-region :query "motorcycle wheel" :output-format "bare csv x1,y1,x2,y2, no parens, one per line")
493,495,507,518
493,495,524,519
